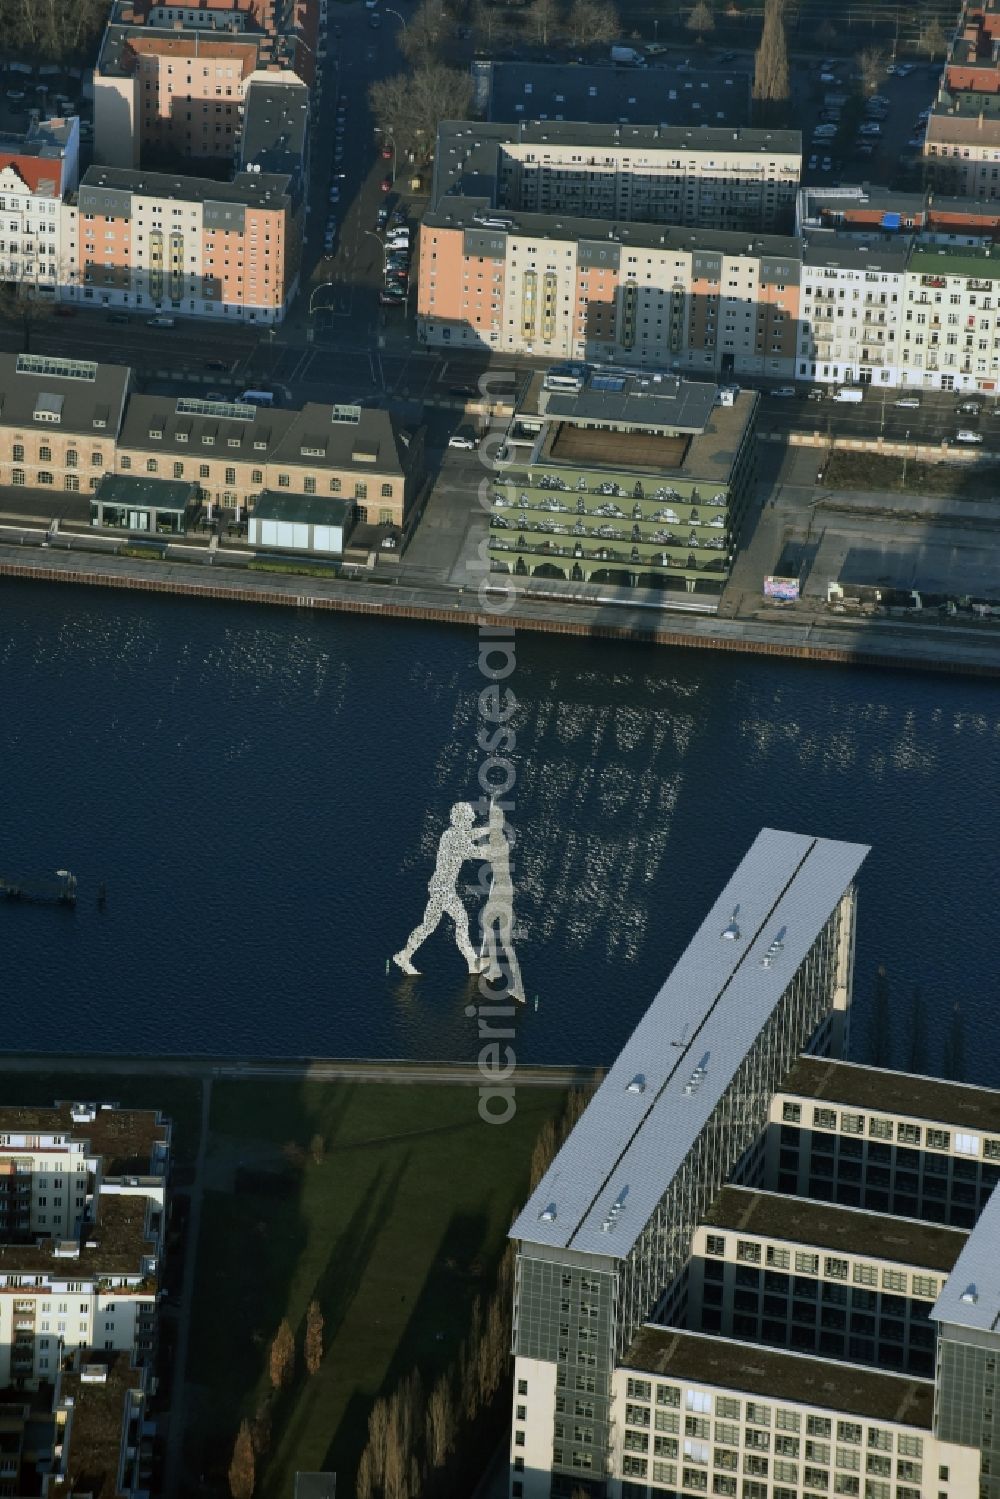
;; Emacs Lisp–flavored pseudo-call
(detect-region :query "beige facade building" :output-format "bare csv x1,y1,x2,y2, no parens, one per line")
0,353,130,494
610,1327,980,1499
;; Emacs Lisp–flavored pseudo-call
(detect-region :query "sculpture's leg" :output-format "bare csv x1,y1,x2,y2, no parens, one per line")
445,896,487,974
392,897,444,976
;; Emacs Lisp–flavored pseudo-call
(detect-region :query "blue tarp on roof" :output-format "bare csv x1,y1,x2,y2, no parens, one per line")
882,212,902,230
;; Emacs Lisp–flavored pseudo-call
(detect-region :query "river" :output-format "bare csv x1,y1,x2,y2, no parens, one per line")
1,580,997,1080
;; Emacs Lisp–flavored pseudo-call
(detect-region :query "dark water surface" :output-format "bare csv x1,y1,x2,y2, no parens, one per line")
1,581,997,1077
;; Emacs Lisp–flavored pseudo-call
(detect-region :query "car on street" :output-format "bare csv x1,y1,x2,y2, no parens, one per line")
806,389,825,401
380,145,393,158
380,176,392,192
204,358,230,371
770,385,796,398
954,429,984,444
379,290,405,306
328,185,340,201
147,315,176,328
108,312,131,325
5,89,25,101
957,401,982,417
334,146,344,162
376,207,389,228
449,384,478,398
894,396,921,409
821,156,832,171
369,12,381,25
807,154,818,170
448,429,477,449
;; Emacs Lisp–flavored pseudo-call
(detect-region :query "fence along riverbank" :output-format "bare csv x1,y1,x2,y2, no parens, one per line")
1,545,998,679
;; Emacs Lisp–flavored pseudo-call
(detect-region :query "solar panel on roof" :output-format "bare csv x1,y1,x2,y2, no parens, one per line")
591,375,626,391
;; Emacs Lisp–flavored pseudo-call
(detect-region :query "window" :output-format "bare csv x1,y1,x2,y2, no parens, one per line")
355,482,368,500
956,1132,980,1156
926,1129,950,1150
147,458,158,473
627,1379,651,1401
825,1257,848,1280
869,1117,892,1140
911,1275,937,1299
814,1108,837,1131
39,445,52,462
706,1234,726,1257
897,1123,921,1145
795,1252,819,1275
686,1390,712,1415
767,1246,790,1269
841,1112,863,1135
782,1101,802,1124
66,449,78,468
380,482,393,498
517,1379,527,1396
737,1240,761,1264
173,462,184,479
12,443,23,461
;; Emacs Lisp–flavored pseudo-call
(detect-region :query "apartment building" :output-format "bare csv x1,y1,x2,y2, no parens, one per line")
491,368,756,600
797,185,1000,246
0,1195,160,1388
61,163,301,323
434,122,802,236
611,1328,980,1499
684,1187,967,1378
898,244,1000,389
418,201,802,378
0,117,80,293
765,1057,1000,1229
56,1354,154,1499
0,353,130,493
796,236,909,389
509,829,867,1499
116,393,419,522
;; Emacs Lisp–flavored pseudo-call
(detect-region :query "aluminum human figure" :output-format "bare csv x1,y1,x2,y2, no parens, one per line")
393,803,490,976
479,801,525,1003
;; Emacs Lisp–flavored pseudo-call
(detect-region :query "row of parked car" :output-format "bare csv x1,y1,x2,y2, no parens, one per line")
323,93,351,258
378,205,411,308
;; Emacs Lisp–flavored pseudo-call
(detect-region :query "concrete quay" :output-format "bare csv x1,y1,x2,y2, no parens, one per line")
2,539,1000,678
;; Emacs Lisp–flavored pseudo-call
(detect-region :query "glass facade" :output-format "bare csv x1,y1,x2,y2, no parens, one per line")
514,894,853,1497
936,1333,1000,1499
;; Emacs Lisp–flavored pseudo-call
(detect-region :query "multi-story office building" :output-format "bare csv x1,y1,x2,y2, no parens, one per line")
0,353,130,494
0,358,421,525
684,1187,967,1378
509,828,868,1498
612,1327,980,1499
490,368,757,600
765,1058,1000,1229
931,1183,1000,1499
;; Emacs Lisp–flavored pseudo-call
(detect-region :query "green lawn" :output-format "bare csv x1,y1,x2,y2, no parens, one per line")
0,1071,203,1168
186,1079,567,1493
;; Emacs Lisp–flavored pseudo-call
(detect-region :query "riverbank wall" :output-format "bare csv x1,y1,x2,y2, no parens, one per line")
2,544,999,679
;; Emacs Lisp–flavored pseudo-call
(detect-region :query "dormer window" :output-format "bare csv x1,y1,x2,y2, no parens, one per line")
202,435,214,446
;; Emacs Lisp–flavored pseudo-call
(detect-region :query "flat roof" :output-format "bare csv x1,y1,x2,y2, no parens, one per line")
482,60,751,130
801,231,912,273
624,1327,934,1427
79,164,292,211
931,1183,1000,1333
252,491,354,526
240,78,308,176
0,1101,168,1176
0,1195,155,1278
909,245,1000,279
536,370,718,433
704,1187,968,1273
549,424,690,470
95,474,196,511
61,1355,145,1499
511,829,869,1261
778,1056,1000,1134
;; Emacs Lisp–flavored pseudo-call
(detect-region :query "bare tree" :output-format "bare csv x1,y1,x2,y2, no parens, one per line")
856,45,887,95
268,1319,295,1390
528,1117,557,1192
356,1445,375,1499
752,0,790,118
0,280,57,355
370,64,474,163
565,0,618,46
304,1299,324,1375
687,0,715,34
471,0,503,45
250,1394,272,1457
919,19,947,59
528,0,560,46
399,0,443,65
228,1420,255,1499
367,1395,391,1490
426,1373,457,1468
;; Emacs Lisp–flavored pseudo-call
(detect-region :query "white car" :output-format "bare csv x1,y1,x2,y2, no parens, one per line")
821,156,832,172
894,396,920,409
770,386,796,398
954,429,984,444
448,431,477,450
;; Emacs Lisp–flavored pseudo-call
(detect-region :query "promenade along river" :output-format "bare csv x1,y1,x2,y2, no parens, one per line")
1,580,998,1079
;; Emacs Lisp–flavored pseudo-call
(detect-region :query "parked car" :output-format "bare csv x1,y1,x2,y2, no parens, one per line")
147,315,176,328
957,401,982,416
376,207,389,228
894,396,921,409
807,154,818,170
821,156,832,171
448,429,477,449
204,357,230,371
954,429,984,444
770,385,796,398
108,312,131,325
379,289,406,305
369,12,381,26
380,176,392,192
380,145,393,159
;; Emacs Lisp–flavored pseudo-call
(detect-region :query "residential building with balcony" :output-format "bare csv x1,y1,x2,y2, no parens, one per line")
0,1193,160,1389
795,236,909,390
898,245,1000,390
55,1354,154,1499
0,116,80,295
509,828,867,1498
490,368,756,601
